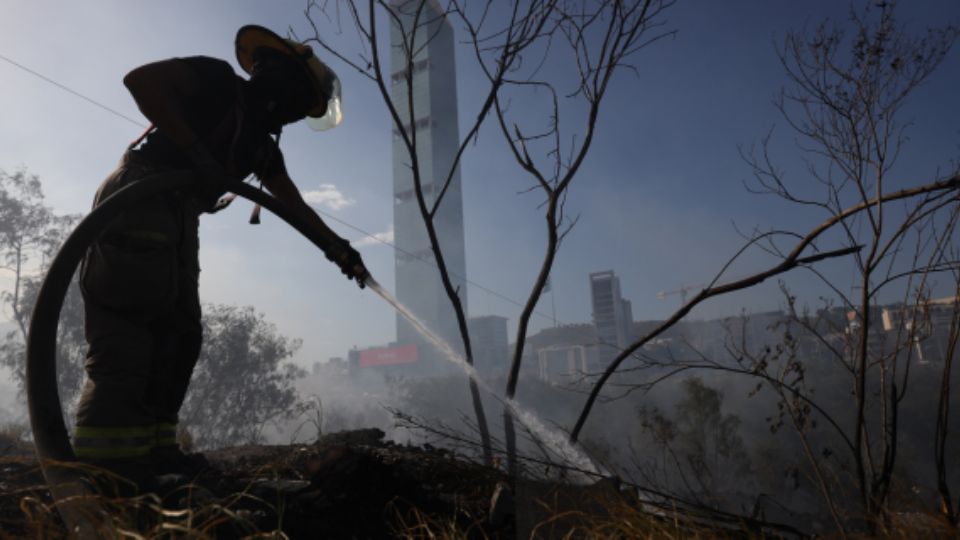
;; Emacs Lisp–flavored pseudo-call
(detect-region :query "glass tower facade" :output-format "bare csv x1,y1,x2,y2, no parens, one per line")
390,0,467,370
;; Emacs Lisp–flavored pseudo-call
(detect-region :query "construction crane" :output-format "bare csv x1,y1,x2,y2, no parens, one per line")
658,271,753,306
656,282,706,306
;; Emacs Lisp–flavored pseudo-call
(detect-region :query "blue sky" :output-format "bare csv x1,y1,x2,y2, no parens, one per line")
1,0,958,375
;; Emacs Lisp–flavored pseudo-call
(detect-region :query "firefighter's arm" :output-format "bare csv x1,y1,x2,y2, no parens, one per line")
261,171,369,288
123,59,201,148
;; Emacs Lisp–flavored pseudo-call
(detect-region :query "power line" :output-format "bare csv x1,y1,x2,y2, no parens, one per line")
2,51,556,321
0,53,147,128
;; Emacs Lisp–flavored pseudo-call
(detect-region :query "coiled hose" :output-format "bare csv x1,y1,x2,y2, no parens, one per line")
26,170,335,535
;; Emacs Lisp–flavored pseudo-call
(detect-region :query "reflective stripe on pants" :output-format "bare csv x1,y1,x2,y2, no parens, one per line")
74,425,155,459
73,422,182,458
156,422,178,448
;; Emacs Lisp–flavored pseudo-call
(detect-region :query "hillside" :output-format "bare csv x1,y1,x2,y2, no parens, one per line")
0,429,803,538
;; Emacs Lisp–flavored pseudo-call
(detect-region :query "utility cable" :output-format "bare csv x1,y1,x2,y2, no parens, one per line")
0,53,147,128
1,51,556,322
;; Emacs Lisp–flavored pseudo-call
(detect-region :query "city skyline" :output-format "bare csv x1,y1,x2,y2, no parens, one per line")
0,2,957,375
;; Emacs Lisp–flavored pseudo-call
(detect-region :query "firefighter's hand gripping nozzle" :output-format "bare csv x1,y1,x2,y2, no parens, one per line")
325,237,369,289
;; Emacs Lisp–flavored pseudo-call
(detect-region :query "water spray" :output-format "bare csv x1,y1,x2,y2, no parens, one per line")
362,275,605,479
28,171,605,535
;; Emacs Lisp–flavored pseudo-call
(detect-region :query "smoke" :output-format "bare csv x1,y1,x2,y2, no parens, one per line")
250,292,960,535
263,366,401,445
0,371,23,422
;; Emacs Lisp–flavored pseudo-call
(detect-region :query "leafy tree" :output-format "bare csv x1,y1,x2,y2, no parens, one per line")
636,377,753,507
0,169,84,415
180,304,306,450
0,168,306,449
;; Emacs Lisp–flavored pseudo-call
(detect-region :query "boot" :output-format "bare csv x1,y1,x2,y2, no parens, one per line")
150,445,211,478
78,457,159,498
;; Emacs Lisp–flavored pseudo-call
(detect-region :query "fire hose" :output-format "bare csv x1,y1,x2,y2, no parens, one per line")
26,170,340,535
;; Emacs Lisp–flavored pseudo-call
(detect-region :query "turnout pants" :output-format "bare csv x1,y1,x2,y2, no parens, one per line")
74,151,202,464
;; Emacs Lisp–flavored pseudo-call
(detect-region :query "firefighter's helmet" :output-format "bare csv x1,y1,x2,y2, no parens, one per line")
235,25,342,131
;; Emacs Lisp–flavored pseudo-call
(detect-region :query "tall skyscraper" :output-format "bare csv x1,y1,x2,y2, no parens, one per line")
390,0,467,369
589,271,633,368
468,315,509,377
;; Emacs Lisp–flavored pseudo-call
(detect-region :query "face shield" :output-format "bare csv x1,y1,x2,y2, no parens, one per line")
306,74,342,131
236,25,344,132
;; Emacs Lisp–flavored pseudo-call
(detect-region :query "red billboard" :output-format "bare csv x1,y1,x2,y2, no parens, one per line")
358,344,418,367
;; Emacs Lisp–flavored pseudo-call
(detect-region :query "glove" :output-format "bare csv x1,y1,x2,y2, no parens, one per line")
325,238,369,289
183,142,229,211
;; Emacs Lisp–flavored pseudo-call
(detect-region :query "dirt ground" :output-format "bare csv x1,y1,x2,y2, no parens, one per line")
0,429,806,539
0,429,514,538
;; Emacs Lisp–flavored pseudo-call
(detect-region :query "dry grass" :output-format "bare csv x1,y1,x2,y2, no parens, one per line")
391,504,488,540
3,440,956,538
527,502,742,539
388,480,783,540
2,462,289,539
7,482,960,539
13,490,275,539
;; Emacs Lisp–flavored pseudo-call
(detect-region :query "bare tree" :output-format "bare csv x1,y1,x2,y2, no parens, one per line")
481,0,676,477
932,250,959,526
743,2,959,526
570,1,959,533
303,0,676,473
302,0,503,465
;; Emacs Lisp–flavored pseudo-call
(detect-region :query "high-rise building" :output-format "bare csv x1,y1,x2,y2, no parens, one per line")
468,315,509,377
390,0,467,371
589,271,633,368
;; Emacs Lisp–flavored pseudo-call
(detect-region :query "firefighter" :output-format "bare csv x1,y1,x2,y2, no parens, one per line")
74,25,367,491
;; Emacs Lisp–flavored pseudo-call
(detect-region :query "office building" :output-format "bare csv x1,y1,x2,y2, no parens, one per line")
390,0,467,371
590,270,634,368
